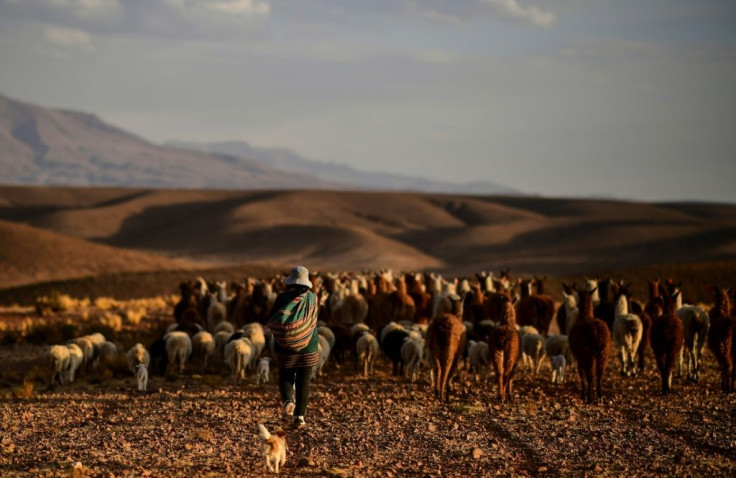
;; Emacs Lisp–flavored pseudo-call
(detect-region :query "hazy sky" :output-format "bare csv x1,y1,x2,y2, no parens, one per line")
1,0,735,202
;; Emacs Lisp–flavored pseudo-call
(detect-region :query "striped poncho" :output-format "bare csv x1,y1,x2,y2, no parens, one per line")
267,288,320,368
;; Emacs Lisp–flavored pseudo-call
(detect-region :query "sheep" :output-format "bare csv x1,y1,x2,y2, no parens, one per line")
192,331,215,372
47,345,70,386
65,343,84,384
313,334,331,379
165,331,192,376
356,332,379,378
544,334,569,361
214,331,233,356
521,331,546,380
677,305,710,382
550,355,566,385
136,363,148,392
401,336,424,382
568,286,610,404
126,343,151,373
214,321,235,335
96,342,120,374
225,338,253,384
488,296,520,403
256,357,271,385
207,292,227,332
328,323,352,365
380,323,410,376
426,296,466,403
68,337,94,372
707,287,736,393
467,340,490,382
318,326,336,351
650,287,684,394
241,323,266,368
612,292,643,377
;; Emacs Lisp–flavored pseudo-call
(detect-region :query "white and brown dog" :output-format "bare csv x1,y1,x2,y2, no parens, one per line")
257,423,286,474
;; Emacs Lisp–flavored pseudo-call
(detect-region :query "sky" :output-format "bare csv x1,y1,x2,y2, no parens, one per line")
1,0,735,202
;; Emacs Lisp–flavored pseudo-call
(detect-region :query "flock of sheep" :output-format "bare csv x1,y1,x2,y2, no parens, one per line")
44,270,736,406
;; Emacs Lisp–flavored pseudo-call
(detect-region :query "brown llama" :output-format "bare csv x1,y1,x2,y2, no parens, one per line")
638,278,661,372
707,287,736,393
174,281,197,324
405,272,432,324
426,296,466,403
650,287,684,394
487,296,520,403
568,286,610,404
515,278,556,335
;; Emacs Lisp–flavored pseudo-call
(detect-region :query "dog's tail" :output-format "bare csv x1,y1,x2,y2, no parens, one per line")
258,423,271,440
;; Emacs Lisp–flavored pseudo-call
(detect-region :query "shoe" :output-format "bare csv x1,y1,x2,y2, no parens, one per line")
293,416,306,428
283,400,295,416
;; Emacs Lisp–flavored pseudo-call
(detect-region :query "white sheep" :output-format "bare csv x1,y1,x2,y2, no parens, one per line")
126,343,151,373
313,334,331,380
192,331,215,371
612,294,643,377
356,332,379,378
467,340,490,382
520,328,545,380
241,323,266,368
47,345,70,385
136,363,148,392
225,338,252,384
256,357,271,385
207,292,227,332
401,336,424,382
350,323,371,339
214,331,233,356
65,343,84,384
677,306,710,382
550,354,566,385
214,321,235,335
68,337,94,370
165,331,192,376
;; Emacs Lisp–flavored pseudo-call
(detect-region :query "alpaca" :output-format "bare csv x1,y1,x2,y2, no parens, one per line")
426,296,466,403
612,292,643,377
515,279,556,335
568,286,610,404
707,287,736,393
650,287,684,394
488,296,520,403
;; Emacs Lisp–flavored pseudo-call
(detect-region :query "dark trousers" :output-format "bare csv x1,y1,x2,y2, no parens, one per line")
279,367,312,417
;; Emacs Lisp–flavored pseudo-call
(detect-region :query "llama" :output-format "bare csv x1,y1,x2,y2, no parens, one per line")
650,287,684,394
426,296,466,403
487,296,520,403
207,292,227,333
677,305,710,382
612,291,643,377
515,279,556,335
707,287,736,393
568,286,610,404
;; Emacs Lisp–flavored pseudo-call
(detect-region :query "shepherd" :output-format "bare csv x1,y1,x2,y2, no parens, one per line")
267,266,320,429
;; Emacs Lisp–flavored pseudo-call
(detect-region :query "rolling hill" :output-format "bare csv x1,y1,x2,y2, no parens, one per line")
1,185,734,290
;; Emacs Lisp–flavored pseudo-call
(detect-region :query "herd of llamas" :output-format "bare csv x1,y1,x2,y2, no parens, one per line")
44,269,736,406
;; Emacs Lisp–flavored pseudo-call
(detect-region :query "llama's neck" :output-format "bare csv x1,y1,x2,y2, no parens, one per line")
614,294,628,316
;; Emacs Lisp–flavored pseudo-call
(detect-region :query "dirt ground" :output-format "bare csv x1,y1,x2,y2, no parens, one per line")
1,339,736,478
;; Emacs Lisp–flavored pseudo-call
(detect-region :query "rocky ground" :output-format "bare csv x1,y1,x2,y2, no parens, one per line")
1,341,736,477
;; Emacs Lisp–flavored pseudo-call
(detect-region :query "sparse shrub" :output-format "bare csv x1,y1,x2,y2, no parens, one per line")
94,297,119,311
12,379,34,400
124,307,146,326
35,292,75,315
95,312,122,332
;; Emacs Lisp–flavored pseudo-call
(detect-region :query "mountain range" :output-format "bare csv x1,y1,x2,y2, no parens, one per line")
0,92,515,194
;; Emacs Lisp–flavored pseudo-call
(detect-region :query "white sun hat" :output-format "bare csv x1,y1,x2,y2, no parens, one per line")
284,265,313,288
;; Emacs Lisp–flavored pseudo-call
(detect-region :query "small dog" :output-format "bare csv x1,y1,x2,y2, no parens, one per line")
256,357,271,385
136,363,148,392
258,423,286,474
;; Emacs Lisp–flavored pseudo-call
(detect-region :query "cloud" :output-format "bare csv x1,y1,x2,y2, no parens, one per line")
205,0,270,17
482,0,555,27
45,25,92,47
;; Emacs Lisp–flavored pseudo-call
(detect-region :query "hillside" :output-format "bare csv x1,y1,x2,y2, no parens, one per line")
0,219,195,288
1,185,734,289
0,93,341,190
